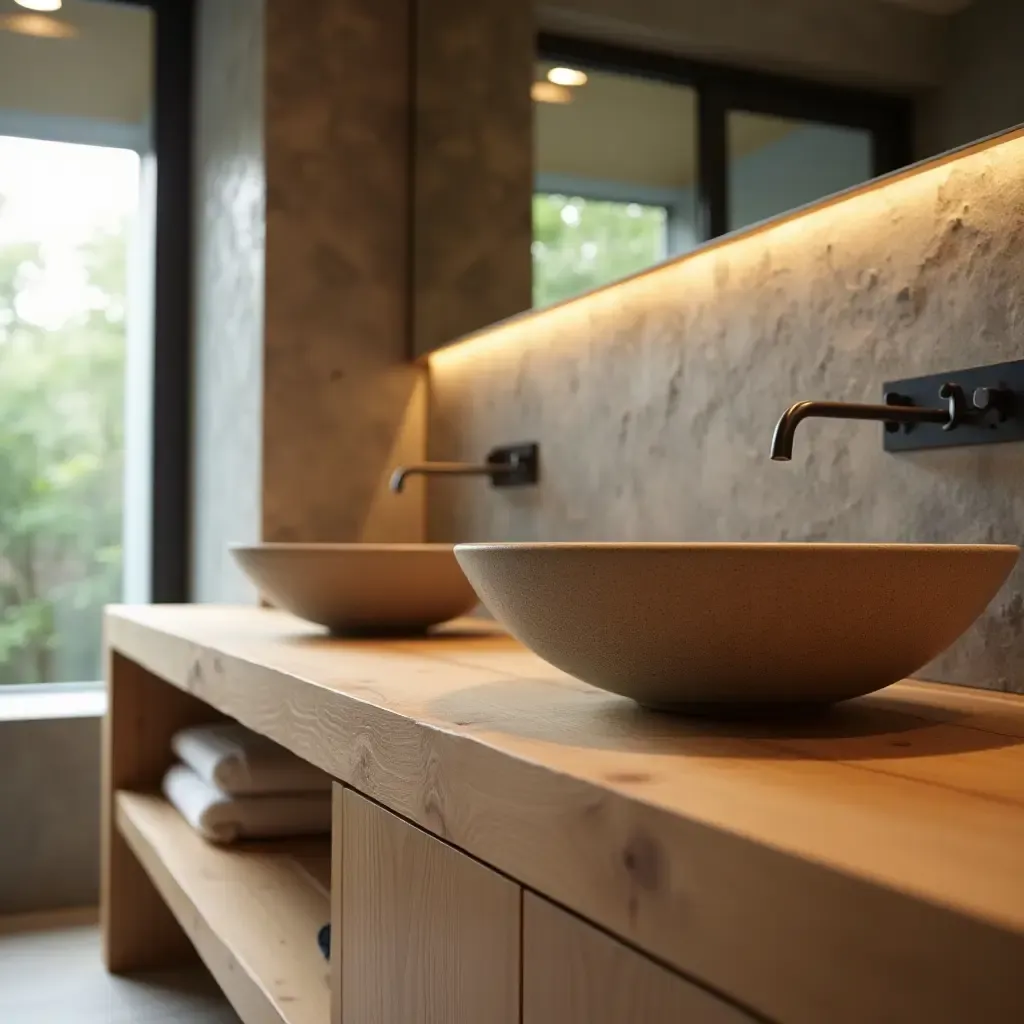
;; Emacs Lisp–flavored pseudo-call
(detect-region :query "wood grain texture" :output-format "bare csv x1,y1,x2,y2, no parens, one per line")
106,605,1024,1024
523,893,756,1023
117,792,330,1024
102,649,216,972
330,784,343,1024
341,788,520,1024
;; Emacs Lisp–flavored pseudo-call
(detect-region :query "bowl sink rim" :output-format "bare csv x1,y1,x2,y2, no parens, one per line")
455,541,1021,554
231,542,456,554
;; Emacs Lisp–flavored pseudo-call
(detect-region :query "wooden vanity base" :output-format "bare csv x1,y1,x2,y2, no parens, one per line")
101,606,1024,1024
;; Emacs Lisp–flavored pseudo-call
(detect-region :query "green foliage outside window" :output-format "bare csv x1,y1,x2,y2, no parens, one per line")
532,193,668,308
0,204,126,684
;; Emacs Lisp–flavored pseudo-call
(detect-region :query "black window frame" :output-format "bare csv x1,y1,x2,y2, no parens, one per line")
103,0,195,603
537,32,913,241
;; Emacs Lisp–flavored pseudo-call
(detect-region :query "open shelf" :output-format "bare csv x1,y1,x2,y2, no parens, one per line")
116,791,331,1024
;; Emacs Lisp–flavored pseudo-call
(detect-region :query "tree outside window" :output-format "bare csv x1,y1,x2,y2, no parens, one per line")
0,137,138,684
532,193,668,308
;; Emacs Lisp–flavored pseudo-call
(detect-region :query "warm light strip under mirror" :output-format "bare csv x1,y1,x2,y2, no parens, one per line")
428,124,1024,373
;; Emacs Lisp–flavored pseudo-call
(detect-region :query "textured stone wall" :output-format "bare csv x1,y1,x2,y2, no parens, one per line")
262,0,425,545
0,716,99,913
191,0,433,602
191,0,266,602
428,130,1024,692
191,0,537,598
413,0,533,356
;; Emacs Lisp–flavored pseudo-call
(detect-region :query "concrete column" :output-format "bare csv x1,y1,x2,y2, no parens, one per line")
191,0,267,602
190,0,531,600
261,0,424,549
413,0,534,356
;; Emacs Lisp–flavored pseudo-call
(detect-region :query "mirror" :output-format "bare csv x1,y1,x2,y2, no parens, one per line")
533,61,699,308
420,3,1023,353
529,34,909,312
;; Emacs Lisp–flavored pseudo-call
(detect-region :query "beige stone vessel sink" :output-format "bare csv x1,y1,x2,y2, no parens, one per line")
231,543,477,635
454,542,1019,711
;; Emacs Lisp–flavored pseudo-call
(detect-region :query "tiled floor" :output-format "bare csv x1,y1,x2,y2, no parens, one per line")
0,920,239,1023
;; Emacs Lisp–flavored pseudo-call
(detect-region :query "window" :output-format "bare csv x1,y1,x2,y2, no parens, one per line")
0,137,140,684
532,194,667,308
0,0,194,691
532,35,910,308
533,56,699,307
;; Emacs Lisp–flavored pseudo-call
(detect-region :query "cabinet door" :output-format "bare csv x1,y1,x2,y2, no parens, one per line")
341,789,520,1024
523,893,754,1024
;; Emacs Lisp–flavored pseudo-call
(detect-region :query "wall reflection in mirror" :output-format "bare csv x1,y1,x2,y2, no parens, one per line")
531,36,908,309
726,112,873,232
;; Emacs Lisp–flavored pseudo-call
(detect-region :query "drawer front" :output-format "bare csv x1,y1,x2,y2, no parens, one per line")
339,789,520,1024
523,892,755,1024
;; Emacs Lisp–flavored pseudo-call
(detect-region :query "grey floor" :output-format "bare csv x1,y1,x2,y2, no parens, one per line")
0,922,240,1023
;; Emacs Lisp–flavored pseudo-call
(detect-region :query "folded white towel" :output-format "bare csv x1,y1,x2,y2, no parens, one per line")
171,721,331,796
162,763,332,844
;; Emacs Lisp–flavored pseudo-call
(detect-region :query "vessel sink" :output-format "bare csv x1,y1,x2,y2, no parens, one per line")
454,542,1018,710
231,543,478,635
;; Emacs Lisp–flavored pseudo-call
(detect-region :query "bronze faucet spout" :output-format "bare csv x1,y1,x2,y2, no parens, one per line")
390,443,539,494
389,461,513,493
770,399,953,461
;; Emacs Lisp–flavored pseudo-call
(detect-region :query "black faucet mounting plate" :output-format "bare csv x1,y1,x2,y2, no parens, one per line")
883,359,1024,453
487,443,540,487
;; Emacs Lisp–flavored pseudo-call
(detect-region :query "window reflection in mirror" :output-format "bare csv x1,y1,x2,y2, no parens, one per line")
532,61,698,308
531,40,909,310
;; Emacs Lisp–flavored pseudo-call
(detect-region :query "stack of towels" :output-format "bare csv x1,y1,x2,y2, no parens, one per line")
162,722,332,844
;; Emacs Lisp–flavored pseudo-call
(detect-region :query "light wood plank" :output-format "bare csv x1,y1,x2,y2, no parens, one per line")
105,605,1024,1024
523,893,755,1024
116,791,330,1024
102,649,216,972
397,639,1024,805
341,789,519,1024
330,785,343,1024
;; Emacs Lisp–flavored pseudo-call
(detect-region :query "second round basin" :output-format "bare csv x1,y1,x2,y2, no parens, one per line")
454,542,1018,710
232,543,477,635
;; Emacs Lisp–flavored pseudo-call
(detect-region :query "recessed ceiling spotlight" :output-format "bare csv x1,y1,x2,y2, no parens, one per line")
15,0,63,11
547,67,588,87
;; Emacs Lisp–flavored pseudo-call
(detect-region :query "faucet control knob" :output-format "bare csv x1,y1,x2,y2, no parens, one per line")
972,386,1014,422
938,382,970,431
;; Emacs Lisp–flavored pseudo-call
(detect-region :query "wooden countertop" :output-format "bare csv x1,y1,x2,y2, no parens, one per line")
106,605,1024,1024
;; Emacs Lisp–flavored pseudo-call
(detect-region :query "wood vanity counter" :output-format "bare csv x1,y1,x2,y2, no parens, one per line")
102,605,1024,1024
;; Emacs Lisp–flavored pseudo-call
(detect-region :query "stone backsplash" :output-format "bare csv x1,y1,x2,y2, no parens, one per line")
428,128,1024,692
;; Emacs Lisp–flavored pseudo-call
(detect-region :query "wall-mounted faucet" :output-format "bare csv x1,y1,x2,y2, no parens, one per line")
770,361,1024,460
770,388,962,461
390,442,539,493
